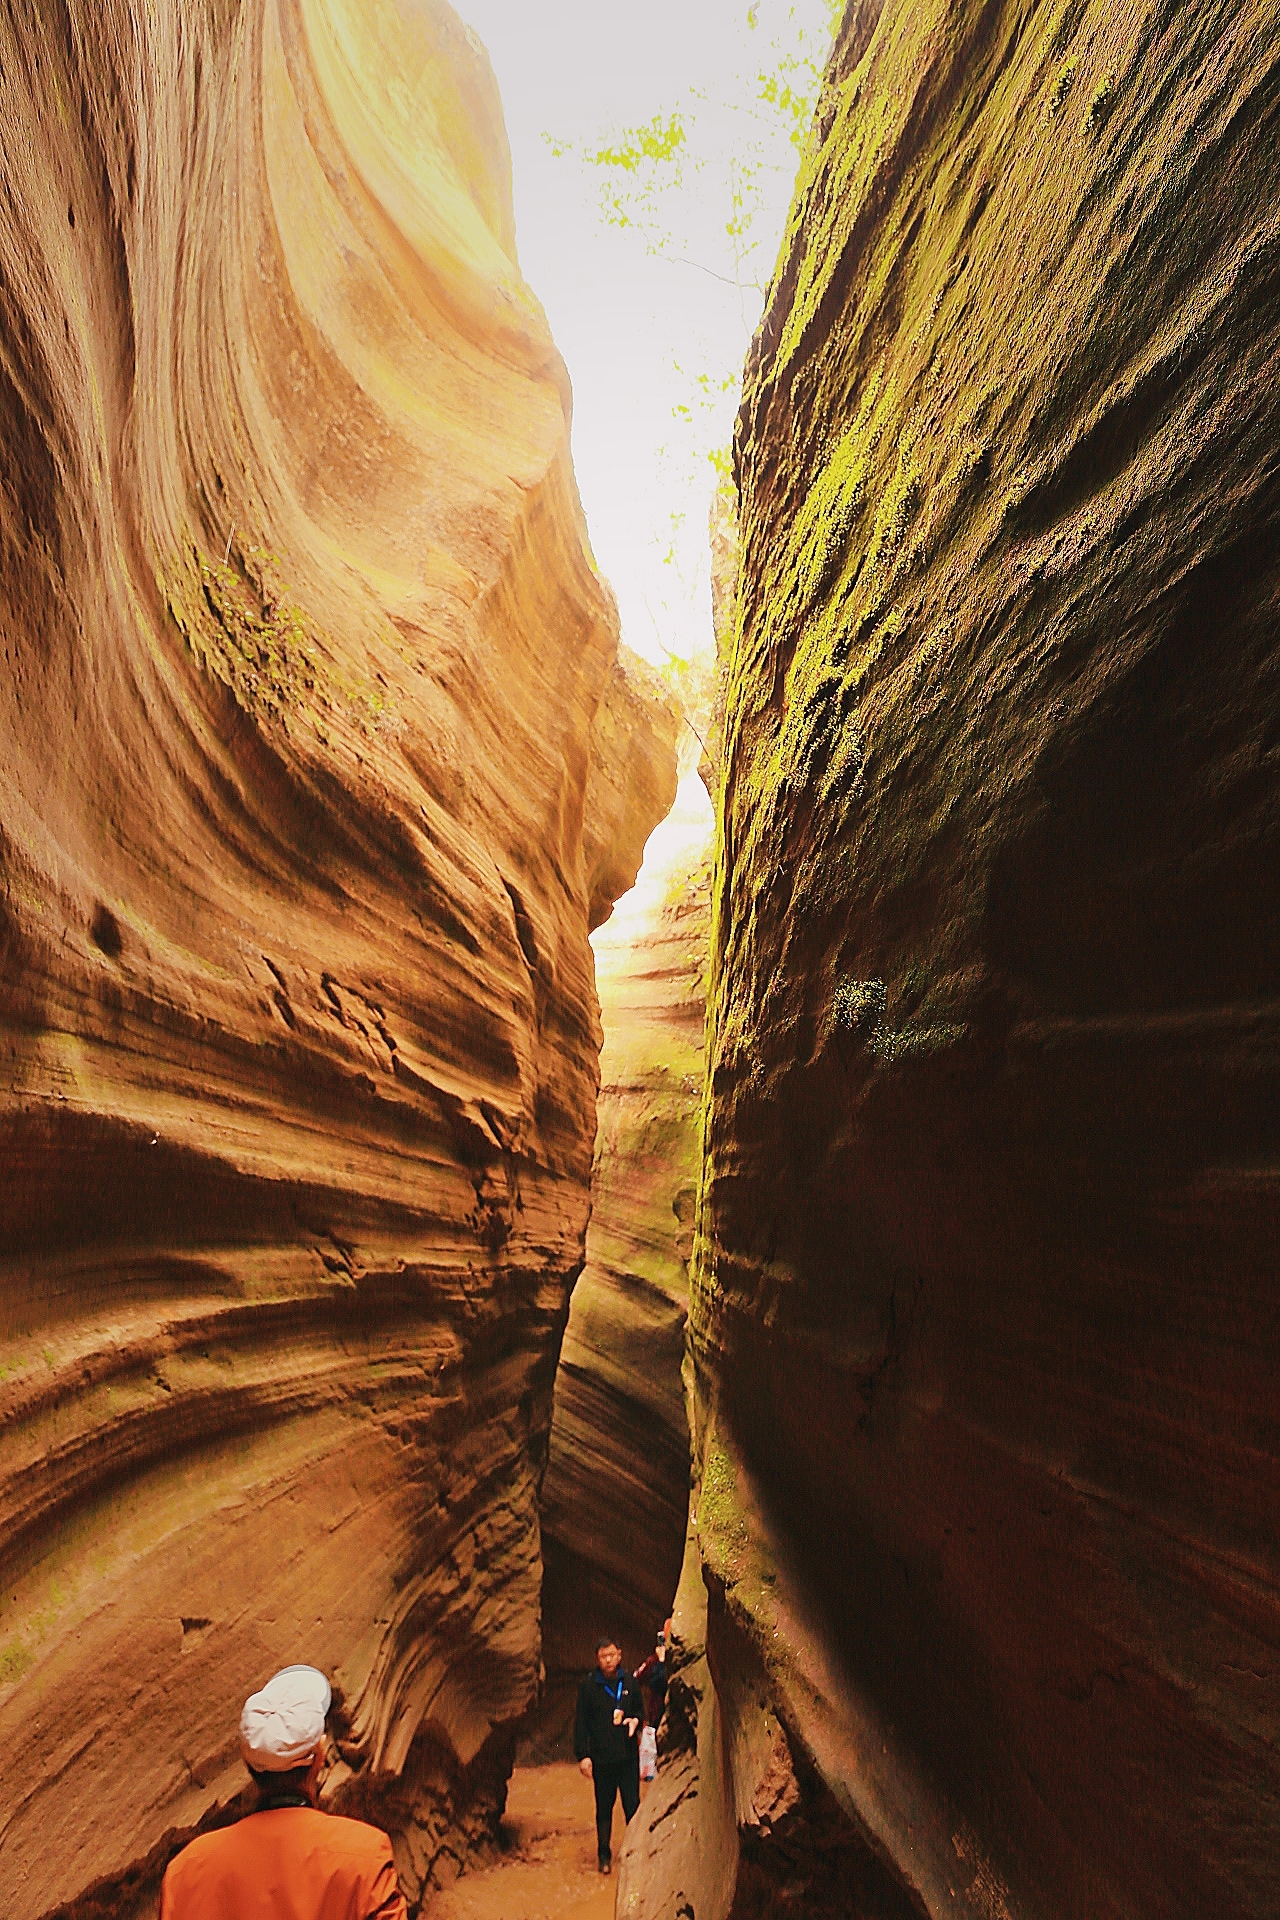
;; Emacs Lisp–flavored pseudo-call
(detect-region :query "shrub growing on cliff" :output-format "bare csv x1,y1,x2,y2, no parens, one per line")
548,3,841,306
832,976,887,1035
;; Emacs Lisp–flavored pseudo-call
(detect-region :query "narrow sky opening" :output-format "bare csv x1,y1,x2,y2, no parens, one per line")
458,0,836,668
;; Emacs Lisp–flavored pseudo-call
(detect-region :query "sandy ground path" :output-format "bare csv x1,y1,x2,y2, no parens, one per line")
425,1764,627,1920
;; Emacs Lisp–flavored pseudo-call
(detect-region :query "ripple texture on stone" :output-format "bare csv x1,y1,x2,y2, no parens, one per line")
0,3,676,1915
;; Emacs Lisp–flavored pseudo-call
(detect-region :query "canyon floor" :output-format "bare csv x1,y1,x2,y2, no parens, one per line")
425,1765,631,1920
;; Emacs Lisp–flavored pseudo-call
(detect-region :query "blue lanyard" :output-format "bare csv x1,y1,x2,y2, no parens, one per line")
601,1673,623,1702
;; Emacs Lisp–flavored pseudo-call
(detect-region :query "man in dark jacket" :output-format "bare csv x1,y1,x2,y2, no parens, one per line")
574,1635,644,1874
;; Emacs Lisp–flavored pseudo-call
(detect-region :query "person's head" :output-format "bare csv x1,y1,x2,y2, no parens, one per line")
239,1664,331,1803
595,1636,622,1677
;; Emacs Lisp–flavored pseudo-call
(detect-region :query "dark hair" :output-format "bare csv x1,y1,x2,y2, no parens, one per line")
595,1634,619,1653
248,1762,312,1795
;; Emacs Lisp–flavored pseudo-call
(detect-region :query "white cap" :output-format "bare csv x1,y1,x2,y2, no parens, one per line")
239,1665,332,1772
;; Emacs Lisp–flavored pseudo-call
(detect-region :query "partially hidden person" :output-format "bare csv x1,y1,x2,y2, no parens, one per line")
634,1617,673,1724
633,1617,673,1782
159,1664,407,1919
574,1634,644,1876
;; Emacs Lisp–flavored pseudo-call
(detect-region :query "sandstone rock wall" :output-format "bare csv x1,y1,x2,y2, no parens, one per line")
634,3,1280,1917
540,761,712,1684
0,3,676,1914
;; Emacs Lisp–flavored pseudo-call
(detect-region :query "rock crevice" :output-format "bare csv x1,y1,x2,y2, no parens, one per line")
540,759,711,1687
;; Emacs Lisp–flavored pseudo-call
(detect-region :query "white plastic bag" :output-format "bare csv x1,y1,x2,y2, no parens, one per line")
639,1723,658,1781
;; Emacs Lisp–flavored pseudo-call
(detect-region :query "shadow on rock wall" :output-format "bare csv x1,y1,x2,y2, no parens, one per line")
624,1,1280,1917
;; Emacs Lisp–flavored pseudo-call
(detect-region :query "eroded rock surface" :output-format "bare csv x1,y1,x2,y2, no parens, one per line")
540,766,712,1681
0,3,675,1914
651,3,1280,1918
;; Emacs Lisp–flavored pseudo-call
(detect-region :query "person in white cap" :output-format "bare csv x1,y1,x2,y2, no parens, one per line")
159,1665,406,1919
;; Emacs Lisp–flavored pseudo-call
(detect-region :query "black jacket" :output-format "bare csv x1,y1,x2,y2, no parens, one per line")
634,1652,669,1724
574,1667,644,1769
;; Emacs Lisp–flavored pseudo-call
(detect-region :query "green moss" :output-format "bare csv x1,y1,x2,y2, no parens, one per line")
827,974,968,1064
718,350,935,883
1087,72,1118,130
868,1019,968,1063
772,33,906,372
0,1641,33,1688
698,1437,749,1556
816,720,865,807
162,535,391,738
1047,61,1077,116
791,370,885,598
864,455,922,577
1043,0,1077,59
832,976,885,1033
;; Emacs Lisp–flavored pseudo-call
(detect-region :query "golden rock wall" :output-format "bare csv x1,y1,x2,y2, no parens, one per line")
0,2,676,1913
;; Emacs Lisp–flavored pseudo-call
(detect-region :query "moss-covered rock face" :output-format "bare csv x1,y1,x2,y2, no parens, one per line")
688,2,1280,1916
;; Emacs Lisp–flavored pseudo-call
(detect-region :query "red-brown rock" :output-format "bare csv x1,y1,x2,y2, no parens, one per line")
541,767,711,1682
649,3,1280,1918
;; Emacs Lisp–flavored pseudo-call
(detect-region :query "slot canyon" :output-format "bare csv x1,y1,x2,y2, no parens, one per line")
0,3,1277,1920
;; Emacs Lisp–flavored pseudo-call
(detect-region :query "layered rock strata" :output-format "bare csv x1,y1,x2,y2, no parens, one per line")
634,3,1280,1917
540,760,712,1684
0,2,676,1915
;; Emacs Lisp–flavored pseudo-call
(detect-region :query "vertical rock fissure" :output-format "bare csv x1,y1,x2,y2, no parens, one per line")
539,749,714,1722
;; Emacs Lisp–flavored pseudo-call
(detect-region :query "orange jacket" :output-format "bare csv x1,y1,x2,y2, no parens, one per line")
159,1806,407,1920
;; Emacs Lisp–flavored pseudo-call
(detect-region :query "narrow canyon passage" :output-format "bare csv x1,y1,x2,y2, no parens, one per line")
541,760,714,1695
1,2,1278,1920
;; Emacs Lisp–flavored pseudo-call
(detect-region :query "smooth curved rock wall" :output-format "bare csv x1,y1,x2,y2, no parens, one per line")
634,3,1280,1918
0,3,676,1914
